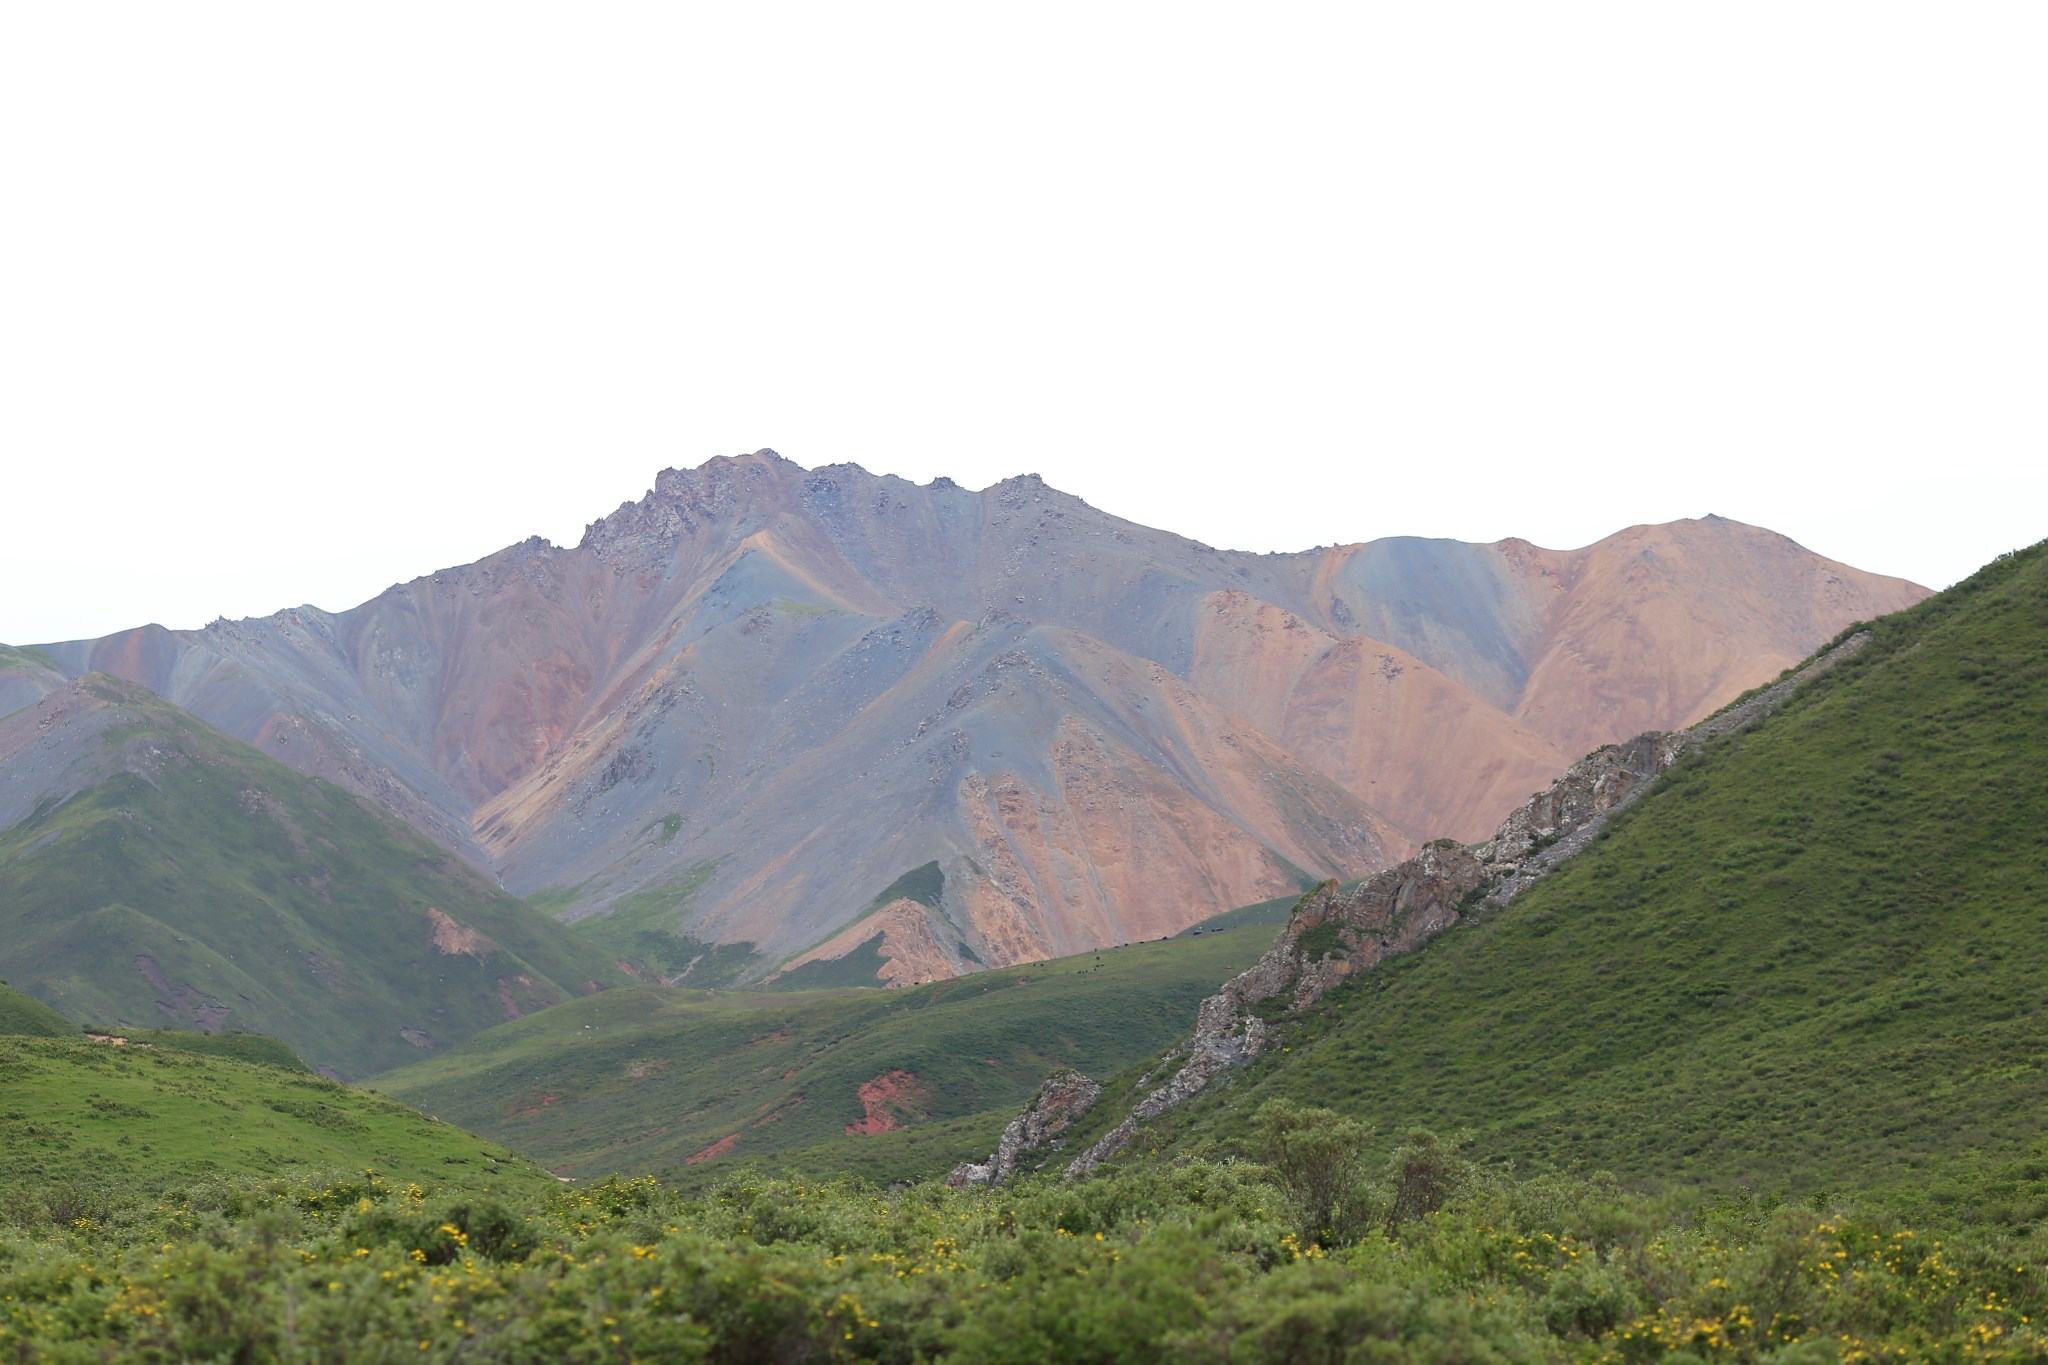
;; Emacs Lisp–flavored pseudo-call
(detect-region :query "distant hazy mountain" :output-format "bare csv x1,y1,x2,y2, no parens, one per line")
11,451,1926,981
0,675,620,1077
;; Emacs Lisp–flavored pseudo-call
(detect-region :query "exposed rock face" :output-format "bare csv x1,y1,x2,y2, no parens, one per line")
947,1069,1104,1188
11,449,1925,980
1061,631,1873,1177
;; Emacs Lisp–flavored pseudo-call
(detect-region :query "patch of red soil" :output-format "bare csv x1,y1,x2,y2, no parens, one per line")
843,1069,929,1136
514,1094,563,1117
685,1133,740,1165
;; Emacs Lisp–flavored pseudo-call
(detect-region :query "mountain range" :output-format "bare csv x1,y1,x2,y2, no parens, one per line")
5,451,1926,985
371,537,2045,1198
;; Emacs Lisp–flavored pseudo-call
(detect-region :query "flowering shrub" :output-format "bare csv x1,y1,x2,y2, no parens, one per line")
1,1163,2043,1362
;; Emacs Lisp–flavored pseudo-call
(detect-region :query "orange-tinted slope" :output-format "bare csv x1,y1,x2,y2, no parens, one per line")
1190,590,1569,842
1494,519,1928,760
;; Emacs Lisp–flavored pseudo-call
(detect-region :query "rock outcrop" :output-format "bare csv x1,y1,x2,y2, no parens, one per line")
946,1069,1104,1188
1060,631,1872,1177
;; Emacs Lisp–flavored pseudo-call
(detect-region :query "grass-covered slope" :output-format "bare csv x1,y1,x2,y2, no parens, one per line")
0,644,65,720
0,675,622,1078
1153,543,2048,1209
0,1034,557,1215
375,926,1277,1182
0,982,72,1037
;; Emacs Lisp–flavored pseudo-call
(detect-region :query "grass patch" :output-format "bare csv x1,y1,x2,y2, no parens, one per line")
766,932,888,991
565,862,756,981
0,644,59,673
1294,919,1346,962
0,1034,553,1205
869,860,944,911
0,983,71,1037
1183,880,1358,936
112,1028,311,1072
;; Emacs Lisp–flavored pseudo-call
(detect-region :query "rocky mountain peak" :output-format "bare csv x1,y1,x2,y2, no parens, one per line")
581,449,802,560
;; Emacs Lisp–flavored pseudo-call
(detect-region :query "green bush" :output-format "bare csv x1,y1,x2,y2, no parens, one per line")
1256,1099,1376,1247
3,1157,2045,1361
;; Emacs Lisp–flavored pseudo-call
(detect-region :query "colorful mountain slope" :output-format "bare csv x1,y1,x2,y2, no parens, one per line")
15,453,1925,980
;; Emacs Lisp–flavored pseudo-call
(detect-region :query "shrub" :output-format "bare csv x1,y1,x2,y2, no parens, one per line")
1255,1099,1376,1247
1385,1130,1468,1229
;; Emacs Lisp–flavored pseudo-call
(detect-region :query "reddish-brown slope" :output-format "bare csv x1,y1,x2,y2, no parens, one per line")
503,618,1408,970
1189,590,1569,842
771,900,962,987
1495,519,1928,760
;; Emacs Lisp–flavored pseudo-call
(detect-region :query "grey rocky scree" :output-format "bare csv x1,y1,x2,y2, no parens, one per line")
945,1070,1104,1188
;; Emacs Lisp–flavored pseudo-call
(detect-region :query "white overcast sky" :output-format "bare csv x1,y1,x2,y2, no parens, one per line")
3,4,2042,645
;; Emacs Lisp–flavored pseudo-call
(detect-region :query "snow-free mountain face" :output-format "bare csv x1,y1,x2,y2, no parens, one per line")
18,451,1928,981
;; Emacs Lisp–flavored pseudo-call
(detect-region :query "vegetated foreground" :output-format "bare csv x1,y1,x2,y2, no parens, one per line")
4,1131,2045,1361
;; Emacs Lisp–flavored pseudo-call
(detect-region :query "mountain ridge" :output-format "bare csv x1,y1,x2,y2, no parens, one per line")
9,452,1927,978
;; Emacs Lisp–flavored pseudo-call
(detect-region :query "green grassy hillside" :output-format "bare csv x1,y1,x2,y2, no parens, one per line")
0,1033,557,1221
1138,542,2048,1216
375,926,1276,1182
0,982,72,1037
90,1025,313,1071
0,676,622,1078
